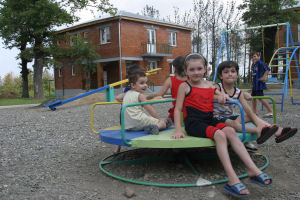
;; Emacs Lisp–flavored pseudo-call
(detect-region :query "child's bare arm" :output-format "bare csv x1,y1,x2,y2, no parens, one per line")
260,70,269,82
243,91,252,101
115,93,126,102
139,93,159,119
172,84,186,139
146,77,171,100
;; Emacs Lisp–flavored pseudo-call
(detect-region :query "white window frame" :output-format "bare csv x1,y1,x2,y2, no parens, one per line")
148,61,157,71
71,64,75,76
58,68,62,77
100,26,111,44
169,32,177,46
147,29,156,53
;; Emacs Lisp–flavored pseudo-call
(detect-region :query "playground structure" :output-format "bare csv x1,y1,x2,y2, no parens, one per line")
214,22,300,111
91,97,276,186
43,68,161,110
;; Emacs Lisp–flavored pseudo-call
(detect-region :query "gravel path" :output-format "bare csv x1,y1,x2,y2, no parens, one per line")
0,94,300,200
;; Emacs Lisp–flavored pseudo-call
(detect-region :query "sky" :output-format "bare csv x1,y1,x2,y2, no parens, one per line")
0,0,237,78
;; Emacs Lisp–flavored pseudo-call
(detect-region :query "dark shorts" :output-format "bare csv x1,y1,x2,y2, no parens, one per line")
215,115,239,123
184,107,227,139
251,90,264,96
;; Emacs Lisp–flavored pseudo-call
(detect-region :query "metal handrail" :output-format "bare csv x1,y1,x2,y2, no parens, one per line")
91,102,122,134
252,96,277,124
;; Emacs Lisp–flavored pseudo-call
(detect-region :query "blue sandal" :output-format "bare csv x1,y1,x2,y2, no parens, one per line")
224,182,249,197
250,173,273,187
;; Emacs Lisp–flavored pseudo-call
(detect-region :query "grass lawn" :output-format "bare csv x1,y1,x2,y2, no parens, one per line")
0,98,49,106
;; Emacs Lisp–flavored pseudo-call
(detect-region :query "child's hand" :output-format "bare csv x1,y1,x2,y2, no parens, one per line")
217,94,226,104
259,77,267,82
154,96,163,99
172,132,185,139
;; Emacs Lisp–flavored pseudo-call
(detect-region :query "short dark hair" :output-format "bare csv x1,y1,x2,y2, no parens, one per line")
172,56,185,76
127,65,146,84
250,51,260,57
217,61,239,78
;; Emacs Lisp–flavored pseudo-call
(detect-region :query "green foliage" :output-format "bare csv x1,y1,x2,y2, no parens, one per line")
238,0,300,26
0,70,54,98
69,37,99,73
0,0,116,99
238,0,300,63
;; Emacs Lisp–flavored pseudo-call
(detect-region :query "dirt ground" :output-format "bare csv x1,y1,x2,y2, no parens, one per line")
0,90,300,200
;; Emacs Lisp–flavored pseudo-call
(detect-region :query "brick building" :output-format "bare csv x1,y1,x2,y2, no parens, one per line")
54,11,193,96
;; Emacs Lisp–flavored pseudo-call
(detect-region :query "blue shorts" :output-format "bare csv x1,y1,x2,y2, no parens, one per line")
251,90,264,96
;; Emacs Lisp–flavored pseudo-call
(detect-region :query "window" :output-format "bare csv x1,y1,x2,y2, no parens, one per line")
147,29,156,53
58,68,62,77
71,65,75,76
83,32,88,43
169,32,177,46
148,61,157,71
100,27,111,44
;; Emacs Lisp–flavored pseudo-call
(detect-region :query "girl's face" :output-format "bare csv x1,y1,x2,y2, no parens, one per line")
185,59,206,82
131,76,148,93
220,66,238,84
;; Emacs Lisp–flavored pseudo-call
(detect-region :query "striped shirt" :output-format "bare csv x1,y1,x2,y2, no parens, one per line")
213,82,241,117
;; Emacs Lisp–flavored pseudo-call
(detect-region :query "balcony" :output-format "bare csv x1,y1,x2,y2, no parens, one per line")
141,42,172,57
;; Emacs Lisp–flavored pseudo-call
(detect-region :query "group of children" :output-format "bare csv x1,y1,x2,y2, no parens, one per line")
115,52,297,197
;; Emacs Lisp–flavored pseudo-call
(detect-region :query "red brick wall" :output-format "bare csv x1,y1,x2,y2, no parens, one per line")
120,20,192,86
55,65,83,90
56,18,192,89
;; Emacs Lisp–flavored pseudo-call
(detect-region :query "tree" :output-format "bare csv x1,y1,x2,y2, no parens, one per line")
192,0,209,54
0,0,33,98
207,0,223,75
65,37,99,90
0,0,116,99
141,5,160,19
238,0,300,64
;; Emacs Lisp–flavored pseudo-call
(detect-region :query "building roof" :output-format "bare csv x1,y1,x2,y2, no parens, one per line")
56,10,194,34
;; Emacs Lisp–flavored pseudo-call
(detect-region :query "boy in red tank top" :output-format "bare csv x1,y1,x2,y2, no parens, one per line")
173,53,272,197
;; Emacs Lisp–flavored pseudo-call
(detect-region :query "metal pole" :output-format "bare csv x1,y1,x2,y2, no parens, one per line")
224,22,288,33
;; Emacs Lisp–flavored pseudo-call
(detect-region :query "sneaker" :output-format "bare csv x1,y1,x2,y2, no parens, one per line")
244,142,258,151
144,125,159,135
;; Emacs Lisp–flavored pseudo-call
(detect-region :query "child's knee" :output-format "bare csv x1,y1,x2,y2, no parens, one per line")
214,130,226,142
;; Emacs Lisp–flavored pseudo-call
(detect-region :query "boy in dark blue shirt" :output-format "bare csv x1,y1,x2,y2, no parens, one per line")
251,52,273,118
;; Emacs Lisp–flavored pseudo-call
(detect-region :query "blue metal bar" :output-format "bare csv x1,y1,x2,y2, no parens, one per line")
213,100,246,141
214,31,229,83
44,85,110,110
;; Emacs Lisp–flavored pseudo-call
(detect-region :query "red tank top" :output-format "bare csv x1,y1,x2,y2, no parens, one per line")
170,76,186,105
183,83,215,118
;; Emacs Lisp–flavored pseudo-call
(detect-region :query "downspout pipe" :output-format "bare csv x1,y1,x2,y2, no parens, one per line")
119,16,123,90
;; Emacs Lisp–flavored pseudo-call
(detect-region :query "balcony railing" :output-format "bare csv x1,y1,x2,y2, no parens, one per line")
141,42,172,57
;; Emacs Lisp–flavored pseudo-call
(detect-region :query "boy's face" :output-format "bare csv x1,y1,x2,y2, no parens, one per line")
220,66,238,84
131,76,148,93
185,59,207,81
251,54,260,63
